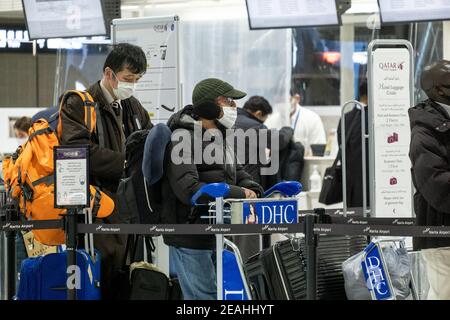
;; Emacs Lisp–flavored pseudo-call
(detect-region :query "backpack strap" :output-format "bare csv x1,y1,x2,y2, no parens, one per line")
91,186,102,218
95,104,106,148
28,127,53,141
31,174,54,187
58,90,96,136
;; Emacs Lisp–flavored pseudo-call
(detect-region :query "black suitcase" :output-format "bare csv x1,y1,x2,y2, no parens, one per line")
245,239,306,300
245,235,367,300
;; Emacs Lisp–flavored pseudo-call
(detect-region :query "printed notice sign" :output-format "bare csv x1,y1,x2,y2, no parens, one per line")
54,146,89,208
371,47,412,218
112,17,180,122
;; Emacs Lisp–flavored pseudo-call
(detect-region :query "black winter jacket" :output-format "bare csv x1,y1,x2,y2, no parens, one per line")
409,99,450,250
60,81,152,193
162,106,264,250
235,108,293,189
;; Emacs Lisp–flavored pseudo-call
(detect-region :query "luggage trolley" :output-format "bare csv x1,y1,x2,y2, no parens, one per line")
191,181,302,300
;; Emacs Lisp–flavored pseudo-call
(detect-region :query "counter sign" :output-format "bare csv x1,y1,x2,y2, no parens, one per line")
54,146,89,208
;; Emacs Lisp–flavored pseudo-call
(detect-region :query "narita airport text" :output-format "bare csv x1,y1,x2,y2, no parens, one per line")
176,304,274,317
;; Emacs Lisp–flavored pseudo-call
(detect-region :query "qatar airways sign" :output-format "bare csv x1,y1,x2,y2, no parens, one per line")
369,42,413,219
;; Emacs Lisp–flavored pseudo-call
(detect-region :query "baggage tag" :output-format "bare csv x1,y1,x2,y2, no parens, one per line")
22,231,58,257
361,242,395,300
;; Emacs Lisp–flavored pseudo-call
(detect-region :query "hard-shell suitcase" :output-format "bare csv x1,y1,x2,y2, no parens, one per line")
17,208,101,300
245,239,306,300
222,239,252,300
17,249,101,300
245,236,367,300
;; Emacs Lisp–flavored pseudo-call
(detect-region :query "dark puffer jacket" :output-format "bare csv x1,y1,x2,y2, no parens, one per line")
235,108,293,189
409,99,450,250
162,105,264,250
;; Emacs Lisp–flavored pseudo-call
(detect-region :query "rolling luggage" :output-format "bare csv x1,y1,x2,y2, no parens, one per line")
245,235,367,300
16,208,101,300
223,239,251,300
245,238,306,300
17,249,101,300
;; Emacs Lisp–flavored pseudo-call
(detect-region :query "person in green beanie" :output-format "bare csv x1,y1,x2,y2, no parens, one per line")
161,78,264,300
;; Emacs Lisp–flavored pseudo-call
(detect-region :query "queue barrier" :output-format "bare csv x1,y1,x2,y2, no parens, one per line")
3,197,448,301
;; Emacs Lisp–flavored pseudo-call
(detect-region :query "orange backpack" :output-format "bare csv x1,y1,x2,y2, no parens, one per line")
2,90,114,246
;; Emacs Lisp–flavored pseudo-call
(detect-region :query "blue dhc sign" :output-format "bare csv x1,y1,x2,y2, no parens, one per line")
361,242,393,300
242,200,298,224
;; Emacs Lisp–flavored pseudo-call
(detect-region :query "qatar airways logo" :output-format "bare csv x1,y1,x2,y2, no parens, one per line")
379,61,405,72
153,24,168,33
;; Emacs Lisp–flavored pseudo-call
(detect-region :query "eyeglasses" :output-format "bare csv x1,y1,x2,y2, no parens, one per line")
225,97,234,105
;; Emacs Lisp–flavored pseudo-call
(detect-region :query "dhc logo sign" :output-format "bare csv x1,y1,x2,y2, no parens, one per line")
242,200,298,224
361,242,393,300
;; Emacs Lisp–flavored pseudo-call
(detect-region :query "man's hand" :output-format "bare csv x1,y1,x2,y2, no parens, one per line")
242,187,257,199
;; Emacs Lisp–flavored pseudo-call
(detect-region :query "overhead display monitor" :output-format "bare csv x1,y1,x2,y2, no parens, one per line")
22,0,107,39
379,0,450,24
245,0,339,30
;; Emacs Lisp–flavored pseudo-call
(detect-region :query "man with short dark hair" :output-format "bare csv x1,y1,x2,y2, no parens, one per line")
242,96,273,123
59,43,152,299
234,96,295,261
237,96,297,186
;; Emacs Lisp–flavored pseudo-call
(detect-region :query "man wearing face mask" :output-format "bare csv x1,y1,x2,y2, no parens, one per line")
162,78,264,300
59,43,152,299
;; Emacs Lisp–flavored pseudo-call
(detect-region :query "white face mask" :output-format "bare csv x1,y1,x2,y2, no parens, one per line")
16,137,27,146
113,81,136,100
218,106,237,128
111,71,136,100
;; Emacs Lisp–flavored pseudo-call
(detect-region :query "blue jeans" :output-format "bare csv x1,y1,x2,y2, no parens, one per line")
169,246,217,300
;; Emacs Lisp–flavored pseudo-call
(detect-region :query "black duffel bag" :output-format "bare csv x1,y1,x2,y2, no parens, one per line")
115,235,182,300
319,150,343,205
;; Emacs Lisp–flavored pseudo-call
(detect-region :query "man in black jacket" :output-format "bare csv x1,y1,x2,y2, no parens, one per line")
233,96,294,260
162,78,263,300
235,96,294,188
59,43,152,299
410,60,450,251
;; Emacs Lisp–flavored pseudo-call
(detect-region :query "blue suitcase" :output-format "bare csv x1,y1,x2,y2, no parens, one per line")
17,249,101,300
223,249,249,300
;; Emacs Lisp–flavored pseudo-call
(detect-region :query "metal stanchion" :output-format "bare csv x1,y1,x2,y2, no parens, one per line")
5,229,16,300
3,199,18,300
305,214,317,300
64,208,78,301
215,196,224,301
